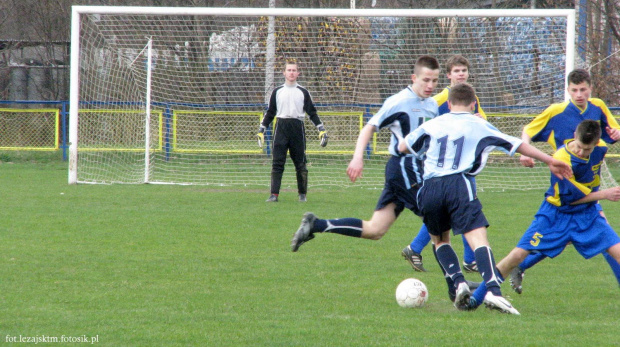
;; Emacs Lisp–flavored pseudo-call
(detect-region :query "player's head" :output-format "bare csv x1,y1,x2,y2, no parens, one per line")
575,119,601,145
448,83,477,110
568,68,591,86
571,119,600,158
567,69,592,109
411,55,440,98
445,55,470,86
283,59,300,84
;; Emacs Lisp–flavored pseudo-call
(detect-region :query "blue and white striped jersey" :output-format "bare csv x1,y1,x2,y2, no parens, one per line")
403,112,523,180
368,86,438,157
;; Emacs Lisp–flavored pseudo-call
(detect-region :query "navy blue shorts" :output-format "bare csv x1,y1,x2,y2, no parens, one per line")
375,156,421,217
417,173,488,236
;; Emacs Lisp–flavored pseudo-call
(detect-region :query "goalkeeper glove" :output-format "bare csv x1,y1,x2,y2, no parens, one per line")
257,125,266,148
318,125,328,147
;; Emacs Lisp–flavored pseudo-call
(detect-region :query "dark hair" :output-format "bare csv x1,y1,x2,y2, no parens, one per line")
575,119,601,145
567,68,591,86
446,55,470,74
448,83,476,106
414,55,440,74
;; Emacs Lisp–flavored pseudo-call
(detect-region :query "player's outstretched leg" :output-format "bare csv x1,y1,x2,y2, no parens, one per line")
291,212,317,252
602,251,620,287
465,280,481,290
509,266,525,294
402,245,427,272
469,280,487,309
466,271,519,314
512,252,545,294
291,213,364,252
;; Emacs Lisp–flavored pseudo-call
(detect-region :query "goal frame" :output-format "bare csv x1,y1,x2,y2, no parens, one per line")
68,6,576,185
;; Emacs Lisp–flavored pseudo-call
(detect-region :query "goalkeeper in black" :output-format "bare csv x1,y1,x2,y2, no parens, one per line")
257,60,328,202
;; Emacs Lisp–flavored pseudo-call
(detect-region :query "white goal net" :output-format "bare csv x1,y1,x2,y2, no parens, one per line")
70,7,615,190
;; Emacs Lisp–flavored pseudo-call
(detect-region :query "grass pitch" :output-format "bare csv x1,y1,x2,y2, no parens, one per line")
1,162,620,346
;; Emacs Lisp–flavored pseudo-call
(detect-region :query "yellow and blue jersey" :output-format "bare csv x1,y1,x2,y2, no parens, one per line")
545,140,607,213
433,86,486,120
524,98,620,151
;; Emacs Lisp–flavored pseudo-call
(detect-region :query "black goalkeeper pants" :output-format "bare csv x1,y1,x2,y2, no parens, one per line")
271,118,307,195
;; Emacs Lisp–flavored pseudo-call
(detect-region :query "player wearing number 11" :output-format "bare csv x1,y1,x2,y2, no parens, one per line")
398,83,573,313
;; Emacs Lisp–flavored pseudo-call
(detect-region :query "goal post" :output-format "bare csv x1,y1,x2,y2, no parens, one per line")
69,6,595,190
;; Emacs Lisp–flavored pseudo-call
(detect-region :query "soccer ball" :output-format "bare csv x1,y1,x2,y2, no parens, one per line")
395,278,428,308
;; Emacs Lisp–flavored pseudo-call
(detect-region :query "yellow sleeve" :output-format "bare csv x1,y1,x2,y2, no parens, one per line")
433,88,449,105
590,98,620,129
523,102,568,140
475,95,487,120
545,149,591,206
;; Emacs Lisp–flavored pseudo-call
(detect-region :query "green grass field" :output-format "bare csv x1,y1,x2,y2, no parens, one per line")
2,162,620,346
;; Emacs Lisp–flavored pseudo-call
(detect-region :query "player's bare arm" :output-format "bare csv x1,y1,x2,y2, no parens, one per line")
570,186,620,205
398,140,411,154
516,142,572,179
347,124,376,182
519,130,535,168
606,126,620,141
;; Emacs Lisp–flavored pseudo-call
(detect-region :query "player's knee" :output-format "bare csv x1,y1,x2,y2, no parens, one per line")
363,223,389,240
509,248,529,265
607,243,620,263
271,163,285,172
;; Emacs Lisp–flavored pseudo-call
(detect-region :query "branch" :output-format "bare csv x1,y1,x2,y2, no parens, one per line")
603,0,620,44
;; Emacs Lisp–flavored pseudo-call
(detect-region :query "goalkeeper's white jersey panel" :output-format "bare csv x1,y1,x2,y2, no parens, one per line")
367,86,438,157
404,112,522,180
271,83,313,121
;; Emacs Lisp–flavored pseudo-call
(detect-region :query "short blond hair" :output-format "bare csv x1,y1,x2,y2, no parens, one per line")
283,59,299,71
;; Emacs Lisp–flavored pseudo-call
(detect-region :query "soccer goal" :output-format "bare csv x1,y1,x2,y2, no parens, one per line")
69,6,609,190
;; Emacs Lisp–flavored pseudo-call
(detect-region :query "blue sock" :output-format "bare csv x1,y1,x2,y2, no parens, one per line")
602,251,620,286
409,224,431,254
435,244,465,286
474,246,501,296
462,235,475,264
470,270,504,308
313,218,363,237
519,252,546,271
471,281,487,307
